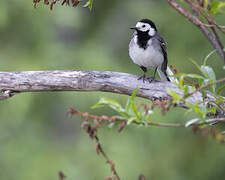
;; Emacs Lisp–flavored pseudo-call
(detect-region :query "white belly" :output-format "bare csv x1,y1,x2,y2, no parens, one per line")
129,39,163,68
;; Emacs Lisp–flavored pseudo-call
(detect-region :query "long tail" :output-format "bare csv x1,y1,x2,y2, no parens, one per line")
157,67,178,83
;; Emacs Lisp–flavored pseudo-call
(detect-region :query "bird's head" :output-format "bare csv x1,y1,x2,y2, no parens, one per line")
130,19,157,36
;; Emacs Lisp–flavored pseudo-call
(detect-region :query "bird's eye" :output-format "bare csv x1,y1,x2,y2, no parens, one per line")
142,25,146,28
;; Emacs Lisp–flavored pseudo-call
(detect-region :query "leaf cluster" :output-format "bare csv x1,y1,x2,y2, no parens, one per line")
92,88,153,126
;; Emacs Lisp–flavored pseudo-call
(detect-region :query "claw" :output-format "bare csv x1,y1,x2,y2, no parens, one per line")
138,74,147,83
137,74,158,83
137,75,158,83
147,77,159,83
147,77,155,83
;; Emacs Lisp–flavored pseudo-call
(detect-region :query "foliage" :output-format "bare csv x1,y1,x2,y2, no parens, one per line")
92,88,153,125
168,60,224,123
33,0,93,10
209,0,225,15
90,60,225,143
73,60,225,179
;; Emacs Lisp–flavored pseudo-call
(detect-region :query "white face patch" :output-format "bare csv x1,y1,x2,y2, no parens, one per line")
135,22,156,36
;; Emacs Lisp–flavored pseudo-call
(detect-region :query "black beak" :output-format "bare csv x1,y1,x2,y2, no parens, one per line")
130,27,138,30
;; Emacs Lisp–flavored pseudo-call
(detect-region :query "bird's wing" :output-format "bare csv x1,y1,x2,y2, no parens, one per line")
155,33,168,72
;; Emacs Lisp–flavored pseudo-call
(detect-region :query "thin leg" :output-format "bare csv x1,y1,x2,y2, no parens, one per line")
147,67,158,83
138,66,147,83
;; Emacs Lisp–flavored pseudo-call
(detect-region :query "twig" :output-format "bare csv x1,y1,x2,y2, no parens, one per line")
185,0,225,59
187,78,225,97
69,108,225,128
58,171,66,180
34,0,81,9
185,0,225,58
184,0,225,33
70,107,225,144
201,118,225,124
170,65,199,87
138,174,147,180
166,0,212,27
208,100,225,113
166,0,225,62
81,121,121,180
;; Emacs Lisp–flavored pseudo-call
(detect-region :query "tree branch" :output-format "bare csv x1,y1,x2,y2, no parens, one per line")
166,0,225,63
0,70,203,103
70,107,225,128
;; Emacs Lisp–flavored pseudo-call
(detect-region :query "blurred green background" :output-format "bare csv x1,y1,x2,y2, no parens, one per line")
0,0,225,179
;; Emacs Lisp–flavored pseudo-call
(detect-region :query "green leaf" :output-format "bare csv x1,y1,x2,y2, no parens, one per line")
218,2,225,9
167,89,182,102
108,122,115,128
211,107,217,114
131,103,140,121
118,111,130,118
125,98,131,112
191,60,207,77
179,75,185,87
201,65,216,93
185,118,200,127
131,88,138,101
217,84,225,95
145,114,151,122
198,78,204,87
204,0,209,9
186,102,207,120
173,73,186,78
113,115,125,119
125,88,138,111
185,74,204,79
207,107,217,114
174,73,204,80
183,85,189,98
216,97,225,104
191,60,201,71
204,49,217,65
91,97,123,112
185,102,195,110
200,65,216,81
127,117,138,125
83,0,93,11
210,1,220,14
209,1,225,14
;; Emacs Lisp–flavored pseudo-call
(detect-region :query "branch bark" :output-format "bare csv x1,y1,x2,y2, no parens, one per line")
0,70,202,103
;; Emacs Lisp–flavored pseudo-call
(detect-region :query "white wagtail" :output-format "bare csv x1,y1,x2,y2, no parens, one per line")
129,19,176,83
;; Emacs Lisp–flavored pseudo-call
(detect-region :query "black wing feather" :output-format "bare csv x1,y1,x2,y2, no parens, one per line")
155,33,170,81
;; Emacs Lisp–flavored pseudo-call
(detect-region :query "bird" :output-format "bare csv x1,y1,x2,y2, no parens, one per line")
129,18,176,83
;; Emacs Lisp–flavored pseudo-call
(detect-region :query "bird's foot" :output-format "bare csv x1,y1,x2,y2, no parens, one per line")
146,77,159,83
138,75,159,83
138,75,147,83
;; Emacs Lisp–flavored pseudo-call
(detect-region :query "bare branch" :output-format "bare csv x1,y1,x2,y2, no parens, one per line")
0,70,224,117
166,0,225,63
187,78,225,97
58,171,66,180
81,120,121,180
69,107,225,128
0,70,202,103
